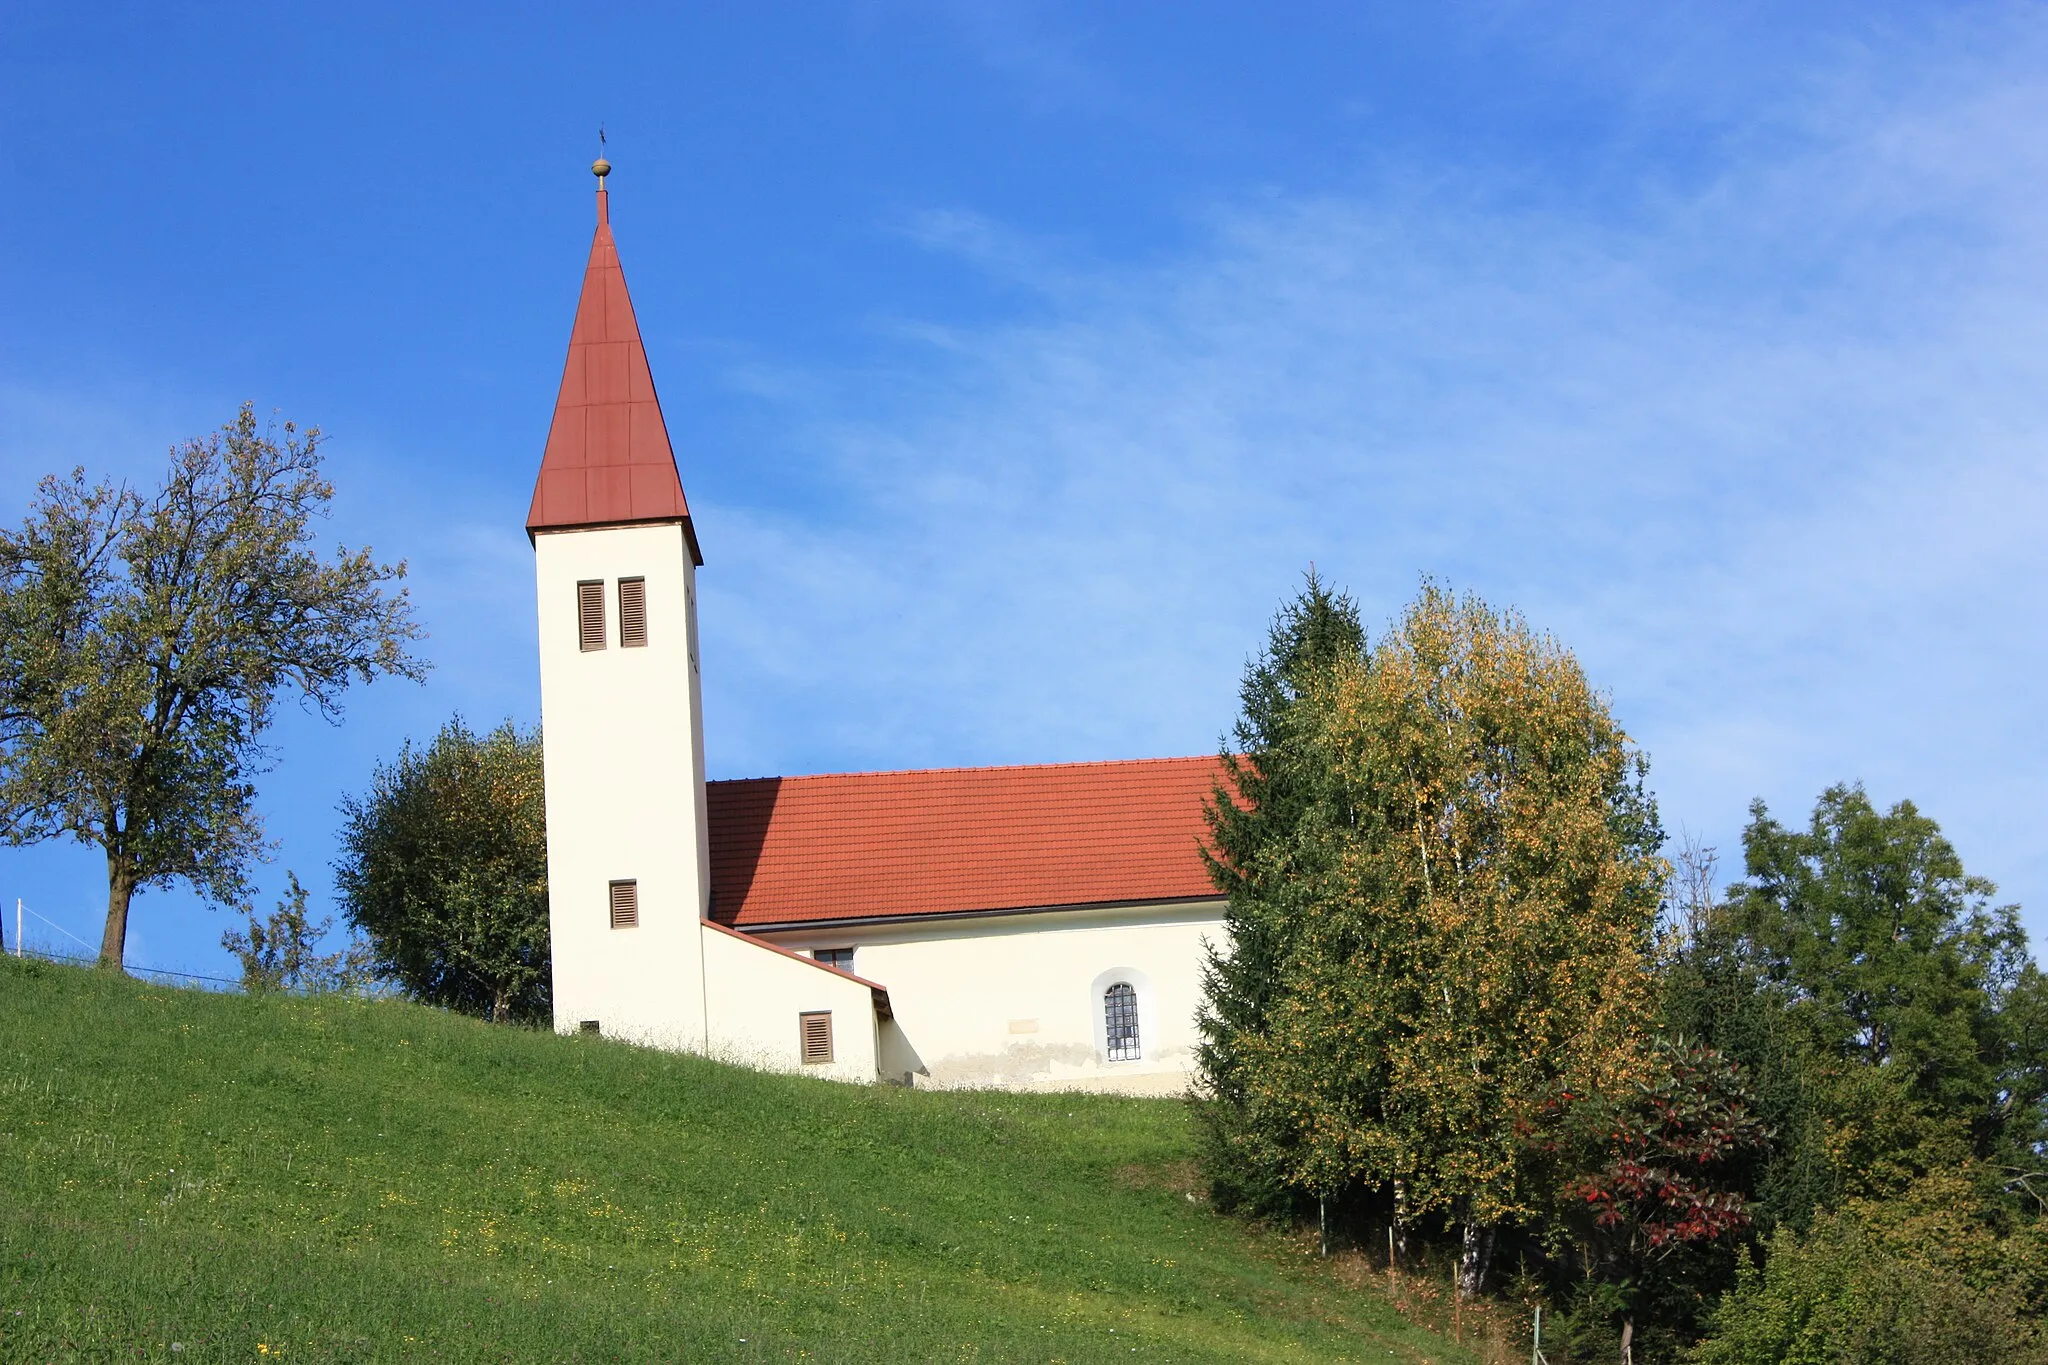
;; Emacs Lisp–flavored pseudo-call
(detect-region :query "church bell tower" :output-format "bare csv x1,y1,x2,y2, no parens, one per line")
528,158,711,1045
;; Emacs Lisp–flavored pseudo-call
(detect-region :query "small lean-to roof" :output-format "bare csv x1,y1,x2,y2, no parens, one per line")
706,756,1227,929
527,173,701,563
701,919,893,1020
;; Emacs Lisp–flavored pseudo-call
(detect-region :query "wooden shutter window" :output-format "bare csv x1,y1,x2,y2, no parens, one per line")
618,577,648,648
577,580,607,652
799,1011,834,1064
608,879,639,929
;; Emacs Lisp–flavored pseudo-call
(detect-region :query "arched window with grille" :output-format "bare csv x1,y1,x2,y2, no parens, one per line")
1103,981,1141,1061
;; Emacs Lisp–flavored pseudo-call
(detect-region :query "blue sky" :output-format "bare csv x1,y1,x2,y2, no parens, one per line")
2,2,2044,977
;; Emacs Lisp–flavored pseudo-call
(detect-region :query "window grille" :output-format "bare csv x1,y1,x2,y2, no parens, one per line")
814,947,855,973
1104,982,1140,1061
608,879,639,929
578,1020,601,1035
799,1011,834,1064
618,577,647,648
577,580,607,651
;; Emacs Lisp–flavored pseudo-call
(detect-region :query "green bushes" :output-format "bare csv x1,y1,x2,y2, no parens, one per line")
1693,1174,2048,1364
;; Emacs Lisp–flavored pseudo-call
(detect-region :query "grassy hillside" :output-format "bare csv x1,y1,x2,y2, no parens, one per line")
0,956,1471,1362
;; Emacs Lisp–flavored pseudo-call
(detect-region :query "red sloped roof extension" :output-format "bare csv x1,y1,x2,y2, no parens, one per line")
706,756,1228,928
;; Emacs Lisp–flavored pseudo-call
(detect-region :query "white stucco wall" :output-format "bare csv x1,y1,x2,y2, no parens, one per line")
701,924,881,1084
534,522,712,1048
757,900,1228,1095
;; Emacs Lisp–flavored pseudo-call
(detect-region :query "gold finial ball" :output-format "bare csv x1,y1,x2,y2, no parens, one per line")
592,157,611,180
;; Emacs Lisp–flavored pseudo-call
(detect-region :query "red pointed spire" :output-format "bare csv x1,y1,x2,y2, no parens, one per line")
527,163,702,563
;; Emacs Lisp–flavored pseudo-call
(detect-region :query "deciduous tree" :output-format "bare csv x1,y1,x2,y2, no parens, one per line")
1658,836,1841,1239
0,406,426,967
335,717,549,1024
220,870,376,994
1728,786,2045,1160
1565,1038,1772,1265
1630,788,2048,1359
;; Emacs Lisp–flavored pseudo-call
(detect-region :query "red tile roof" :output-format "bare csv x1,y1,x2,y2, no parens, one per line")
706,756,1227,929
527,182,702,563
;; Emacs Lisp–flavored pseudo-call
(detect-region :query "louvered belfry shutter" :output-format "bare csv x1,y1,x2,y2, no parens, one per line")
577,580,607,652
799,1011,834,1064
608,879,639,929
618,577,648,648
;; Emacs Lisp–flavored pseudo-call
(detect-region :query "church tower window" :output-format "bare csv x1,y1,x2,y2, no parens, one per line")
618,577,647,647
577,580,607,652
608,879,639,929
1104,982,1140,1061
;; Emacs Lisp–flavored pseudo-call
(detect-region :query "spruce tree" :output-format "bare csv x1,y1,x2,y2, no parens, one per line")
1194,569,1366,1212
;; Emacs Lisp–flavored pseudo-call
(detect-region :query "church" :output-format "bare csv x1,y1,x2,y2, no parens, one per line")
528,161,1229,1094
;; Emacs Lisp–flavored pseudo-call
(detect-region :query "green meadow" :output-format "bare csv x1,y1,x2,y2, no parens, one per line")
0,956,1470,1362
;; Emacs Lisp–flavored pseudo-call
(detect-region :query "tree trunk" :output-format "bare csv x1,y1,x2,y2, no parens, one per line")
1457,1217,1495,1299
1391,1179,1412,1267
491,986,509,1024
100,852,136,969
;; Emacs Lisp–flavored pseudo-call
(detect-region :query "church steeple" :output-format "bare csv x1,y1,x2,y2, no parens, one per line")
529,157,716,1049
526,159,701,564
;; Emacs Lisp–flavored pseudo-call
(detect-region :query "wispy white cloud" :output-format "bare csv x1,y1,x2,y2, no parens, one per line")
925,0,1122,116
700,6,2048,930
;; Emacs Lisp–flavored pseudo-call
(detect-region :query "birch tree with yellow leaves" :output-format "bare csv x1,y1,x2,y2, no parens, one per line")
1227,582,1666,1296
